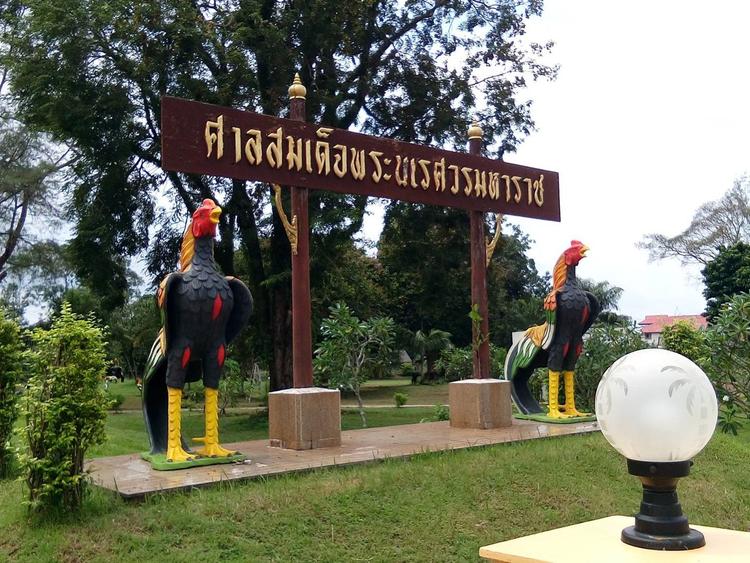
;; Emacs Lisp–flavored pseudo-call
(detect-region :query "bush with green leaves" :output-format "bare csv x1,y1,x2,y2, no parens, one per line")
314,303,395,428
21,304,110,513
219,357,246,416
661,321,708,364
435,344,507,381
433,403,450,421
702,293,750,419
393,392,408,408
0,308,22,478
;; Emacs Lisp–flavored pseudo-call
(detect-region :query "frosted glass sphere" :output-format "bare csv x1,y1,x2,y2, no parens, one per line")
595,349,717,462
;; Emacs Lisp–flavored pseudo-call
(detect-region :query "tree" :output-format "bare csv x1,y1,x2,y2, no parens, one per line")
702,242,750,322
702,293,750,418
0,241,78,319
314,303,395,427
578,278,627,325
107,295,162,380
0,112,71,285
0,307,22,478
378,204,549,347
413,328,452,378
2,0,556,390
638,176,750,266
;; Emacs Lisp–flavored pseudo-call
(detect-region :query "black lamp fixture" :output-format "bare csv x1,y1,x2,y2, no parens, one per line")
595,349,718,551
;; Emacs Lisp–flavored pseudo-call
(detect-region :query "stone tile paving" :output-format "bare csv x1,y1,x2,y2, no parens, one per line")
88,419,599,499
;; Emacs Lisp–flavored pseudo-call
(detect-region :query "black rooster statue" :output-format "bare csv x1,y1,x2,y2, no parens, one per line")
504,241,600,419
142,199,253,469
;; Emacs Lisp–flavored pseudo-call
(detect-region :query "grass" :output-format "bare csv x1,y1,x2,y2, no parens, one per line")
1,430,749,561
107,377,450,410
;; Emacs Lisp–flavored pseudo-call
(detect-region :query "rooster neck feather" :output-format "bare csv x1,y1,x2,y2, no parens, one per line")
179,223,195,272
551,253,571,291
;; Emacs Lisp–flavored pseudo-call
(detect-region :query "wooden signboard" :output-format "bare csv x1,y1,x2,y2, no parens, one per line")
161,96,560,222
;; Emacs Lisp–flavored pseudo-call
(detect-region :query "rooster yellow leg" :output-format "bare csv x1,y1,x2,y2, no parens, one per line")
193,387,237,457
166,387,195,462
547,371,571,419
561,371,590,417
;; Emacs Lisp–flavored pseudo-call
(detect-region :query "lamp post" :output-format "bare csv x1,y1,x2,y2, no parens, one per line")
595,349,718,550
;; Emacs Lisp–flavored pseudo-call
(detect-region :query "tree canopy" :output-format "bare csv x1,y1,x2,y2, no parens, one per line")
702,242,750,322
638,176,750,266
1,0,556,388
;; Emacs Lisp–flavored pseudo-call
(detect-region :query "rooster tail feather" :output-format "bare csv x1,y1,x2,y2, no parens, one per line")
504,333,547,415
142,332,190,454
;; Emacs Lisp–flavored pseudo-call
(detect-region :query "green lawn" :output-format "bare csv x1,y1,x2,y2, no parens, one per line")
107,378,450,411
1,429,749,561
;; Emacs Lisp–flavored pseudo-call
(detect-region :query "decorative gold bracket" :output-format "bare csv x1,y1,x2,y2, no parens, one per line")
272,184,298,255
485,213,503,267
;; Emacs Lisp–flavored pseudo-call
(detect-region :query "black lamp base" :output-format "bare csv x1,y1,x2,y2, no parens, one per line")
622,525,705,551
622,459,705,551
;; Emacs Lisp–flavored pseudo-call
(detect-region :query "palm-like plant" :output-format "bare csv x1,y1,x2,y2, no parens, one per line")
413,329,453,377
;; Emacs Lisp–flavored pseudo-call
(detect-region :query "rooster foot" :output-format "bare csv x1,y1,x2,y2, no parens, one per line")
166,447,196,463
561,407,590,417
193,437,236,458
546,410,572,419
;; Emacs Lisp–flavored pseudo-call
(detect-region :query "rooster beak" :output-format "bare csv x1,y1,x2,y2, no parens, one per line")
210,206,222,224
580,245,589,258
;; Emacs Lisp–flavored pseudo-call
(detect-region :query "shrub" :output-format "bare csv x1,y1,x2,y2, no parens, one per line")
702,293,750,419
661,321,708,363
433,403,449,421
21,304,110,513
393,392,408,408
562,322,646,412
0,309,22,479
314,303,395,428
436,344,507,382
109,393,125,413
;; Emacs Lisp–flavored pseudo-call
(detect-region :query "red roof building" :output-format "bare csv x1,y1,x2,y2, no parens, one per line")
638,314,708,347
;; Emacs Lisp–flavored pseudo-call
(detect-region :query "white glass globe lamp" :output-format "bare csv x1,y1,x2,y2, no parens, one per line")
595,348,718,550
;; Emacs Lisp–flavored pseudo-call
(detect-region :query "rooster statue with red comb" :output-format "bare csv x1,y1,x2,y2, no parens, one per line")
142,199,253,469
504,241,600,420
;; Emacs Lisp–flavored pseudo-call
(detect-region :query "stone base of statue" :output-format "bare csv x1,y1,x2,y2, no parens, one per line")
449,379,512,429
269,387,342,450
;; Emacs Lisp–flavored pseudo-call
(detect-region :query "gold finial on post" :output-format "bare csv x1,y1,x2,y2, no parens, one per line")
467,120,483,140
288,73,307,100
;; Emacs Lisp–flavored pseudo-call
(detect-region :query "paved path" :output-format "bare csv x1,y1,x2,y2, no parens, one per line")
88,419,599,499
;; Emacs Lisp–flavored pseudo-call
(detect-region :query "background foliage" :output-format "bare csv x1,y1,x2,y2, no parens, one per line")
0,308,22,478
20,304,110,513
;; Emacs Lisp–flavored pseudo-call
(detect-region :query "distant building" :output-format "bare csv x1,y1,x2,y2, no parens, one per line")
638,315,708,347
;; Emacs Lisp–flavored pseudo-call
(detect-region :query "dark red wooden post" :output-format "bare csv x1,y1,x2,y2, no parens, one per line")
289,74,314,388
468,122,491,379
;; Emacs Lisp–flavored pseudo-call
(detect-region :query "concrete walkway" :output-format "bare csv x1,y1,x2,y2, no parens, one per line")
88,419,599,499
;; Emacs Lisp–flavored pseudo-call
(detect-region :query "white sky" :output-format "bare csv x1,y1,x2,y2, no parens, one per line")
362,0,750,324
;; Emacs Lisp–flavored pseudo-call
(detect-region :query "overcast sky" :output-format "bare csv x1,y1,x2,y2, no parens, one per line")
362,0,750,324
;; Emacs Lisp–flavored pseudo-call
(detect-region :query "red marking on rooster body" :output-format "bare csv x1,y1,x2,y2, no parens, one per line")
181,347,192,368
217,344,225,367
212,294,223,320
